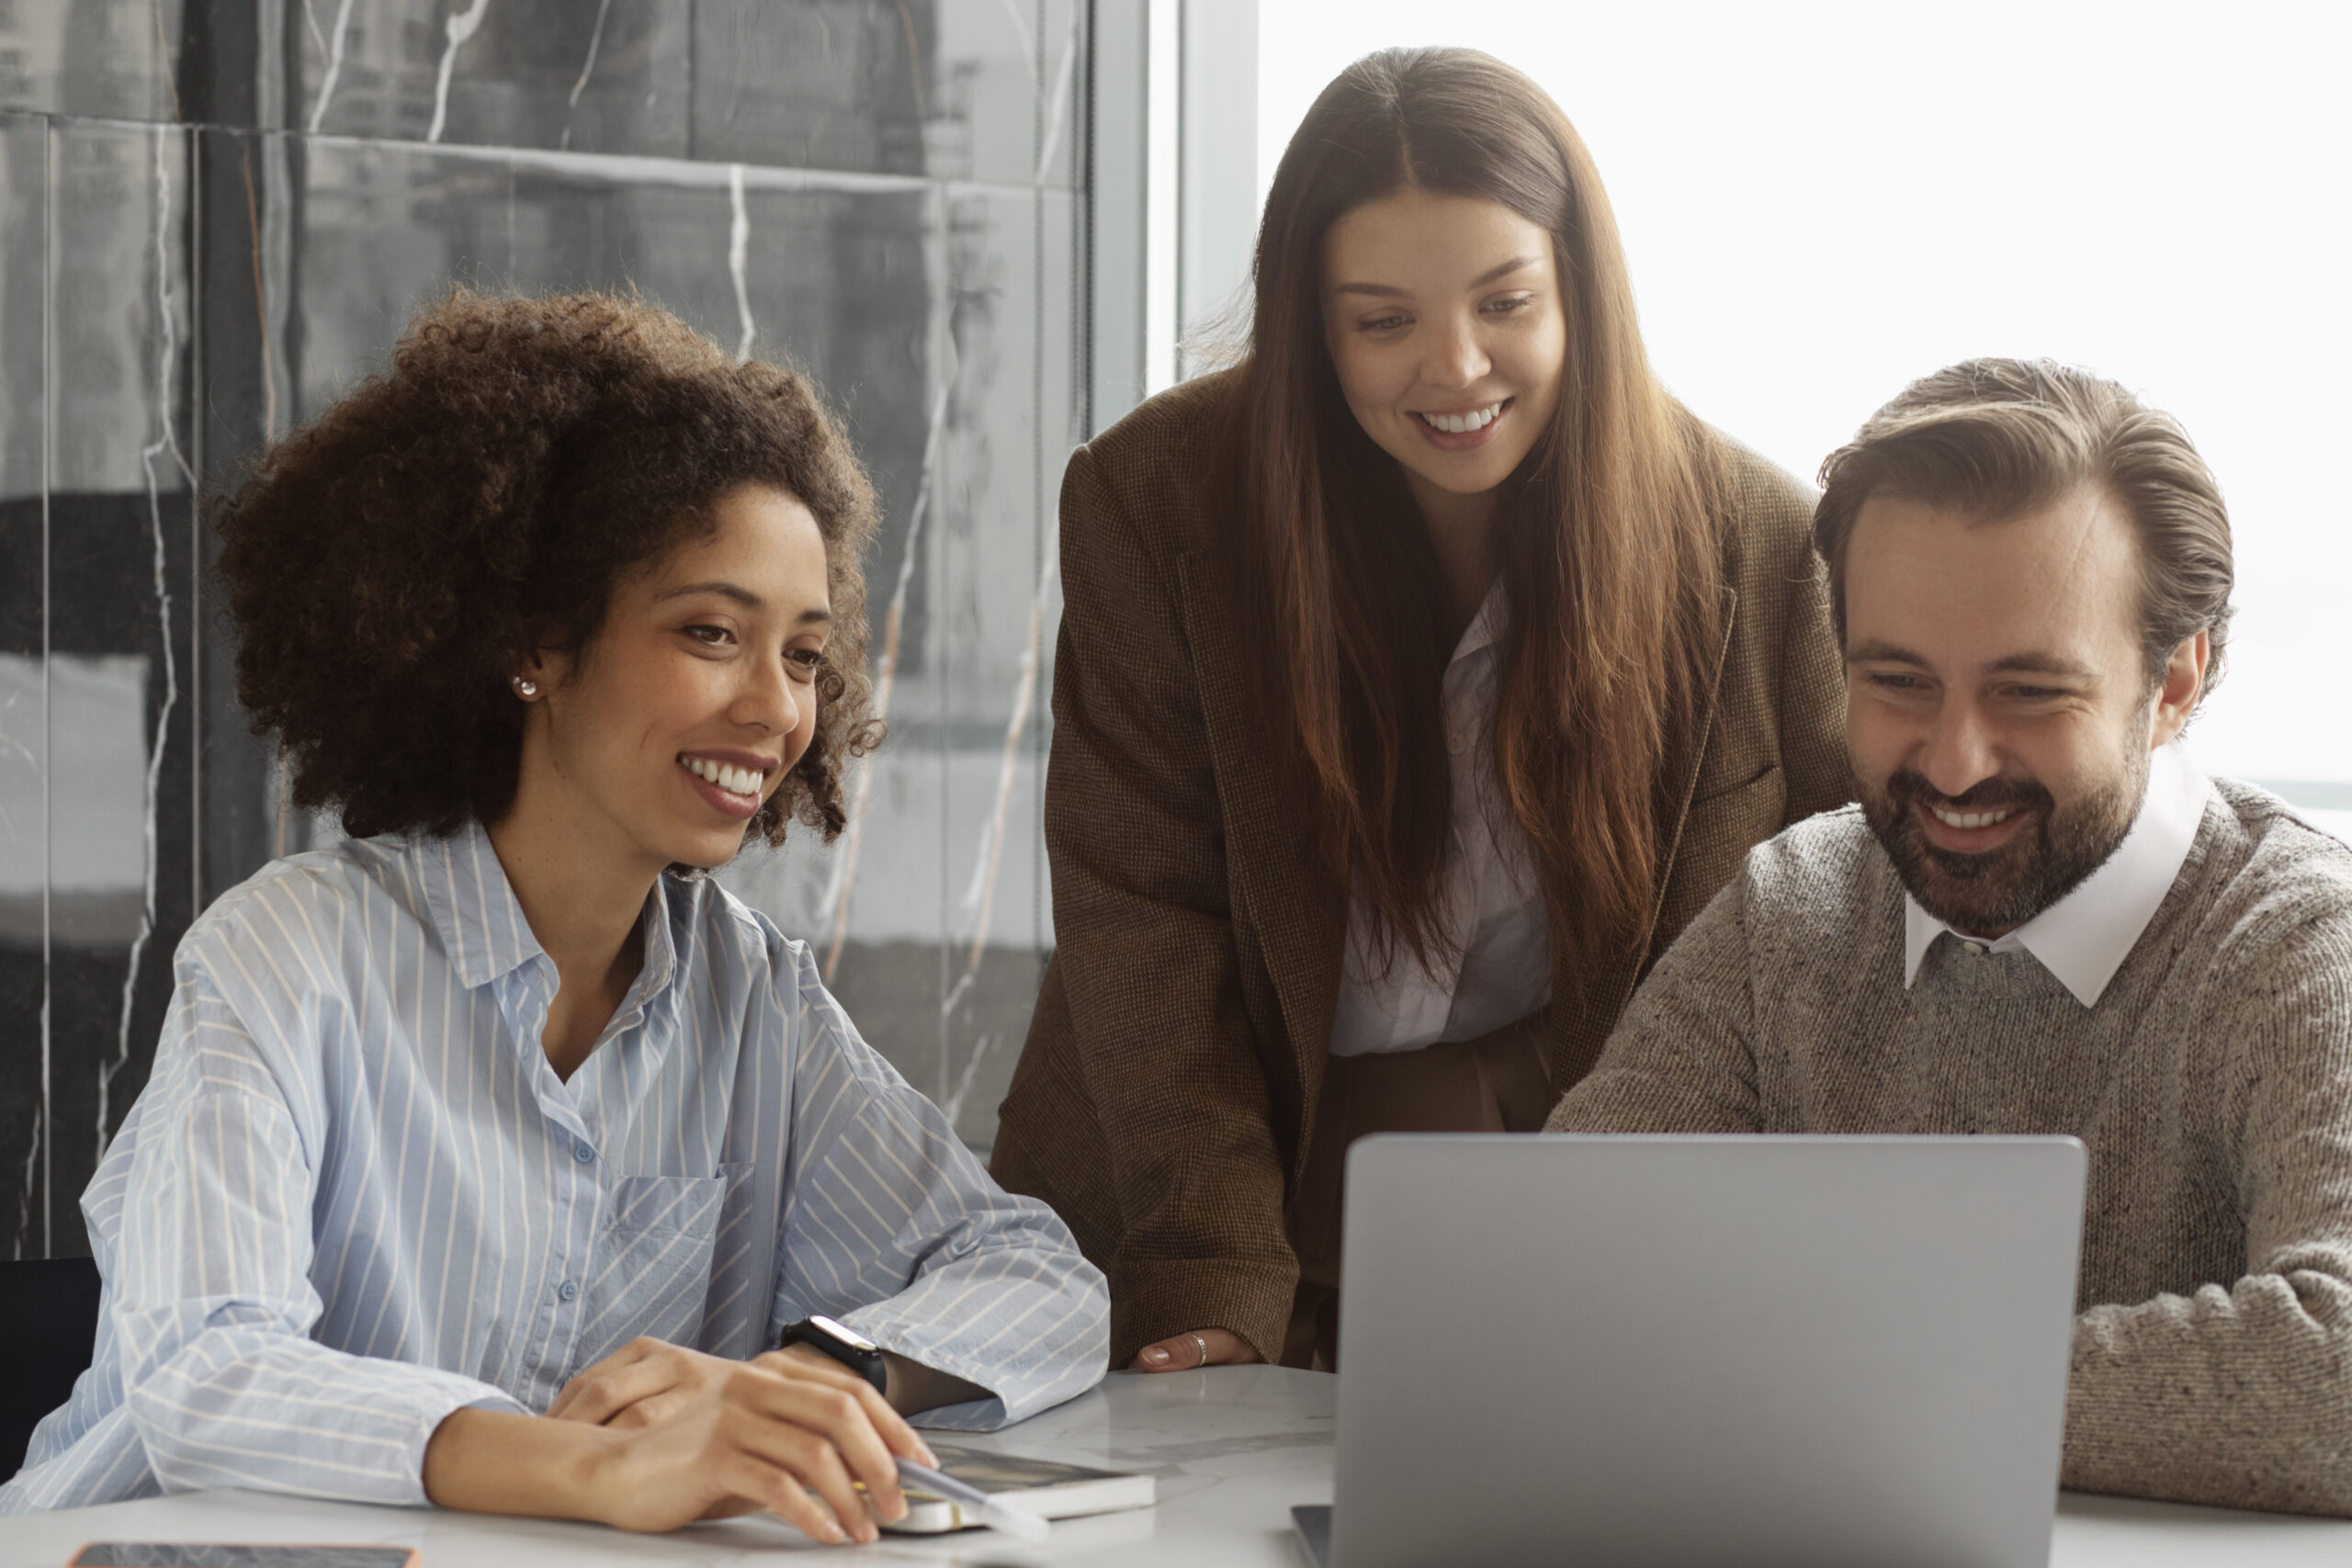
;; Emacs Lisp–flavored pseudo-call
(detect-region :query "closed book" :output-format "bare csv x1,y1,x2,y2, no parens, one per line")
887,1441,1155,1533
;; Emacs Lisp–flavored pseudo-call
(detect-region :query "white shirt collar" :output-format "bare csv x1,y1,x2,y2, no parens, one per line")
1901,741,2211,1008
1452,580,1509,663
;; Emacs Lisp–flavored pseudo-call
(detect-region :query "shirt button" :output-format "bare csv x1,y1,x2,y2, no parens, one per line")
572,1140,594,1163
558,1280,579,1302
1962,941,1985,955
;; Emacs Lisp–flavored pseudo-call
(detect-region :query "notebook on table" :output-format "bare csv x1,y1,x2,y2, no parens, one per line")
886,1440,1154,1534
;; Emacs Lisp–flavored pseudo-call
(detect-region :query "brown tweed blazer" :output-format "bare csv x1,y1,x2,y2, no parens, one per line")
990,370,1849,1366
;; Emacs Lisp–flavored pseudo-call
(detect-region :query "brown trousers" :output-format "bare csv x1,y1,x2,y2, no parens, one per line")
1280,1010,1555,1370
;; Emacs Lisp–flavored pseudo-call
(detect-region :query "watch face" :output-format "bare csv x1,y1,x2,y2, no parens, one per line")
809,1314,879,1354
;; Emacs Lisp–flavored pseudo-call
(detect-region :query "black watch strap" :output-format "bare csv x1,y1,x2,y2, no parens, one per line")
780,1314,889,1395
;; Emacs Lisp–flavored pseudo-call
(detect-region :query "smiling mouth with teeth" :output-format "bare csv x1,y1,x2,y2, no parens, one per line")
1928,804,2016,830
1414,400,1506,434
680,754,766,798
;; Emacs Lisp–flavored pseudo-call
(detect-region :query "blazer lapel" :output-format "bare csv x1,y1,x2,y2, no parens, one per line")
1545,584,1740,1095
1175,552,1346,1165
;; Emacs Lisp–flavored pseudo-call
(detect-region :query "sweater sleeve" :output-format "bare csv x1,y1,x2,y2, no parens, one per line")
1546,870,1766,1134
2062,899,2352,1516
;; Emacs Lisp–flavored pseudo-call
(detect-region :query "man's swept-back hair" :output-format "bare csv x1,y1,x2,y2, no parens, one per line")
215,288,882,843
1231,46,1728,984
1814,357,2233,702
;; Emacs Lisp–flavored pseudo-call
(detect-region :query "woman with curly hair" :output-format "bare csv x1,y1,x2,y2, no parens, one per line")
0,291,1107,1539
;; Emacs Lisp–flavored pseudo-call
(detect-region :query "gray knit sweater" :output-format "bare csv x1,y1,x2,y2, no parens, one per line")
1548,781,2352,1517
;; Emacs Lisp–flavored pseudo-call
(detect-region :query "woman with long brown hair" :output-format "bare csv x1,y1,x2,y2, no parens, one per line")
991,48,1848,1373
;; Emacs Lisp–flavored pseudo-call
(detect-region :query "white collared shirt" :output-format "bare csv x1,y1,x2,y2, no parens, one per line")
1329,584,1552,1056
1903,740,2212,1008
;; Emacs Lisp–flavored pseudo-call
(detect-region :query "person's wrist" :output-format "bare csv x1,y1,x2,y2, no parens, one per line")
559,1416,629,1524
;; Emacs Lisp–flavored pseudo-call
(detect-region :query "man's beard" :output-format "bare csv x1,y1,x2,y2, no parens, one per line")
1858,744,2149,937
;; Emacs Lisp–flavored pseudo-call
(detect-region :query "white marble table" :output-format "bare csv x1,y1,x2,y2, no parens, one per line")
3,1366,2347,1565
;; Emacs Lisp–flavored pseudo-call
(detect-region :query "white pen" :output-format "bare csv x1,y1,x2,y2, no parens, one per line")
896,1456,1054,1544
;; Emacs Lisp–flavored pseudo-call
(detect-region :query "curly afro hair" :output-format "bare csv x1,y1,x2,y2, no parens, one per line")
215,288,882,847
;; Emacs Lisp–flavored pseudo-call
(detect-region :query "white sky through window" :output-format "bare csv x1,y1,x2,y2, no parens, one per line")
1254,1,2352,805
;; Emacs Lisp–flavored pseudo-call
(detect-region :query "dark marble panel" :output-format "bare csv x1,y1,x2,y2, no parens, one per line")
714,183,1074,1145
2,2,1085,189
928,183,1067,1143
293,0,692,155
692,0,1081,186
0,121,201,1260
288,139,943,652
0,115,37,498
0,0,181,124
0,113,43,1259
286,0,1082,183
192,129,297,907
828,941,1042,1153
5,6,1088,1266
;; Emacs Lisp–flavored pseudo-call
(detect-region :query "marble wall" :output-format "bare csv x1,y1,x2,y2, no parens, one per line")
0,0,1089,1259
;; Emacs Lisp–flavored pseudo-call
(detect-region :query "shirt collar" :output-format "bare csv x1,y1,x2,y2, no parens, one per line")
415,819,544,989
1902,741,2211,1008
1452,580,1510,664
412,819,680,1005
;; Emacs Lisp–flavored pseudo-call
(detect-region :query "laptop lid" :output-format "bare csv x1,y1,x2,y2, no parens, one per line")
1328,1134,2086,1568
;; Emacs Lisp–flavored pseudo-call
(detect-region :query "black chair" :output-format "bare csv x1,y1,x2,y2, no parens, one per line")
0,1255,102,1481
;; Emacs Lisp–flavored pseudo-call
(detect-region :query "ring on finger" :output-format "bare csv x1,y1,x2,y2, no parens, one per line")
1190,1331,1209,1370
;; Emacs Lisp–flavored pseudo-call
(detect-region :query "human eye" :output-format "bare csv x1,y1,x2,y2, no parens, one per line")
682,623,734,648
785,646,825,682
1482,292,1536,316
1358,310,1411,333
1861,669,1929,696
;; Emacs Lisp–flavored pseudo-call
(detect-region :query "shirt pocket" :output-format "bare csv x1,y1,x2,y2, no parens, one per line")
575,1164,752,1360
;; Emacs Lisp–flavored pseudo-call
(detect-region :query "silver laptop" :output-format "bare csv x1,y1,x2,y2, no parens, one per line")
1295,1134,2086,1568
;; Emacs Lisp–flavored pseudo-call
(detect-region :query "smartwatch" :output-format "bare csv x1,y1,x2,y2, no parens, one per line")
779,1314,889,1395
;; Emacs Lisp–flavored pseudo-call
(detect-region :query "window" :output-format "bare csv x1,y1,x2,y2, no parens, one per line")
1259,1,2352,834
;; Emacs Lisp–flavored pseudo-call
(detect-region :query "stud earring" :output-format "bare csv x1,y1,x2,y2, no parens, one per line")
512,676,538,698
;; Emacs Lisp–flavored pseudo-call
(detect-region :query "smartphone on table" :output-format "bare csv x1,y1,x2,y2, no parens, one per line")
69,1547,419,1567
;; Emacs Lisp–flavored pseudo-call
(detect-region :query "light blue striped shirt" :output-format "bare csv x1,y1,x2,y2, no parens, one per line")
0,823,1108,1512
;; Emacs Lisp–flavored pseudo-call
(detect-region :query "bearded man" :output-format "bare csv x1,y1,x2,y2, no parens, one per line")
1548,357,2352,1517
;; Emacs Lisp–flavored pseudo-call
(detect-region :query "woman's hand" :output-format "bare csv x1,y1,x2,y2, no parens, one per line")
1128,1327,1259,1372
580,1354,928,1540
426,1337,936,1542
548,1336,846,1431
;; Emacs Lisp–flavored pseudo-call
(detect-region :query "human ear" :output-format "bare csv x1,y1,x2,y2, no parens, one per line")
2146,628,2208,749
511,646,571,702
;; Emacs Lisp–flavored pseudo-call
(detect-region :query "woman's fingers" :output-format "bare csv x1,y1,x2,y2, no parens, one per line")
549,1361,669,1426
720,1387,888,1542
1131,1326,1256,1372
722,1450,853,1546
548,1337,692,1424
741,1365,913,1524
761,1346,938,1467
585,1341,965,1538
604,1393,686,1431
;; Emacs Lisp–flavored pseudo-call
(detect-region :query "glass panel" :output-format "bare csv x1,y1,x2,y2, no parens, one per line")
691,0,1082,186
6,8,1095,1258
718,186,1077,1149
40,120,198,1256
292,0,693,157
0,112,46,1257
0,0,181,124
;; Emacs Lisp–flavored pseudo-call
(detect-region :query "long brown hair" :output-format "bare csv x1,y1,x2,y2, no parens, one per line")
1232,47,1726,985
